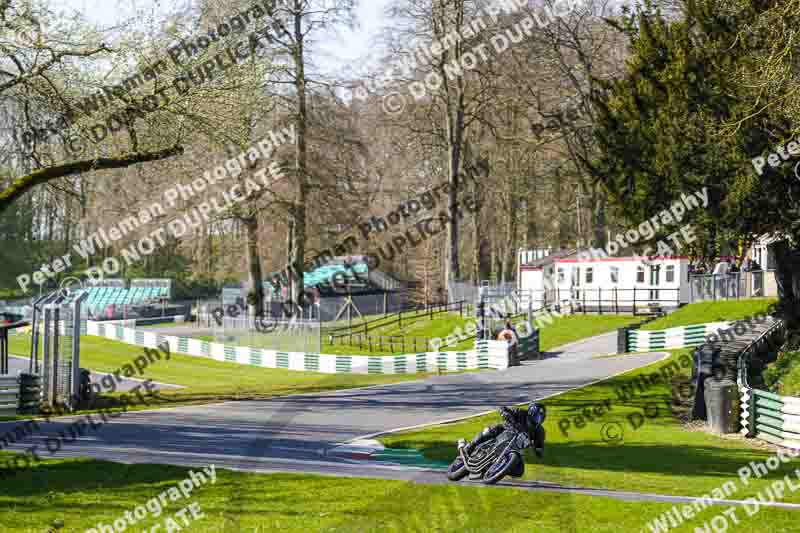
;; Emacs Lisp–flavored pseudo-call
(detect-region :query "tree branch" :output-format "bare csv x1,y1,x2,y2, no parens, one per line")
0,145,184,213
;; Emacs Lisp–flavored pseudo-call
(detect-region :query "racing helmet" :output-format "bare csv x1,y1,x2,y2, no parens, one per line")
527,403,546,427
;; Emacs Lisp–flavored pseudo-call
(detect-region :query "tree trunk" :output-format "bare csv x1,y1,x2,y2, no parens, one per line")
290,6,308,314
504,196,518,284
479,238,491,282
472,186,482,282
446,110,464,288
285,216,295,313
592,184,607,249
244,217,264,316
770,240,800,343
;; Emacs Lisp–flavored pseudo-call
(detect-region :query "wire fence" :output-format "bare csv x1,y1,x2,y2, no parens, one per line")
326,333,432,354
689,271,775,303
196,289,447,330
213,316,321,353
448,281,517,305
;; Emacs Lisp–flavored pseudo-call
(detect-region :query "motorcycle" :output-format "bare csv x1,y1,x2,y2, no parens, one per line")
446,419,533,485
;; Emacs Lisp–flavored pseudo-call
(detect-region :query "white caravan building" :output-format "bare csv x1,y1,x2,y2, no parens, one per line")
517,249,691,312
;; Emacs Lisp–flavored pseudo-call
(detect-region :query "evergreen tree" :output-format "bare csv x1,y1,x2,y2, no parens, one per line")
589,0,800,334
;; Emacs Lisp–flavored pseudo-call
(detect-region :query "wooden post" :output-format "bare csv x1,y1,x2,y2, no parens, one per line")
633,287,637,316
583,290,587,314
369,336,372,352
383,291,388,316
614,287,619,314
598,288,602,315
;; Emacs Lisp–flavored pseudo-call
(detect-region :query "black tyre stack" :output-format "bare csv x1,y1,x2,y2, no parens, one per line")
18,373,42,415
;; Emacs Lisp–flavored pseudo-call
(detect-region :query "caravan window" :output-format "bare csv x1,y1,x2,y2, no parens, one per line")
586,268,593,284
666,265,675,282
636,266,645,283
610,267,619,284
557,268,565,283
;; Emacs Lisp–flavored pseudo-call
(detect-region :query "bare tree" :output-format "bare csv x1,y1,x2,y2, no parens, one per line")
262,0,357,309
0,0,187,214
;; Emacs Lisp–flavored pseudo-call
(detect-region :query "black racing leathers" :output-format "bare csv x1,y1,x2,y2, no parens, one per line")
463,407,545,457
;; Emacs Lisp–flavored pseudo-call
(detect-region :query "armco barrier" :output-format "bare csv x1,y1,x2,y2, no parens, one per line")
741,388,800,449
627,322,730,352
737,319,795,447
81,321,508,375
475,339,512,370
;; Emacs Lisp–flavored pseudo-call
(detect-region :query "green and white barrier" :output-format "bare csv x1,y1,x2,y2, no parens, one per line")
475,339,513,370
741,387,800,450
628,321,730,352
80,321,508,375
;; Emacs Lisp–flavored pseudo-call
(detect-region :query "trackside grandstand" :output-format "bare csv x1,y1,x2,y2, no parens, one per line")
265,255,400,297
82,279,172,318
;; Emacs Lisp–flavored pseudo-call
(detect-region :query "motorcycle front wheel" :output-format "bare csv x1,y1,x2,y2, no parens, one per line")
483,452,521,485
446,456,469,481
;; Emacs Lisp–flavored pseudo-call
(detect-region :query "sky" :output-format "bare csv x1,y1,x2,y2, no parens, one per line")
53,0,390,77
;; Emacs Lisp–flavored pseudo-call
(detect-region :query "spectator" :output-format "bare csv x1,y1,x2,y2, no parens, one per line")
712,259,730,277
742,257,752,272
498,321,520,366
504,320,519,342
713,259,730,297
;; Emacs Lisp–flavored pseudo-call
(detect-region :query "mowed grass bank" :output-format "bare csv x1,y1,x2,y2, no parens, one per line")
641,298,777,330
4,312,640,415
332,313,642,354
536,314,640,352
381,348,800,503
0,457,798,532
5,335,436,411
174,312,642,355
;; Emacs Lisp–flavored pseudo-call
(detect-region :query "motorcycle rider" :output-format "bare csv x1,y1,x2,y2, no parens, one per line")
459,404,546,461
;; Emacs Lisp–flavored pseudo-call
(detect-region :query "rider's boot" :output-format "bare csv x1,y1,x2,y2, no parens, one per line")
534,426,545,458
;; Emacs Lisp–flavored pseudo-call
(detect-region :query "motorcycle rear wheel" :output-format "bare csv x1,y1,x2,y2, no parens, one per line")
483,452,521,485
447,457,469,481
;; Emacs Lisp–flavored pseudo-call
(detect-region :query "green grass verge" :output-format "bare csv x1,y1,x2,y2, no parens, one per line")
325,310,477,353
1,457,798,532
640,298,777,330
381,348,800,502
537,315,640,352
765,351,800,396
6,335,438,412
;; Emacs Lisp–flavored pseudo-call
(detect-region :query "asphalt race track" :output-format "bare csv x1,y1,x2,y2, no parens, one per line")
3,332,774,507
5,355,183,393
